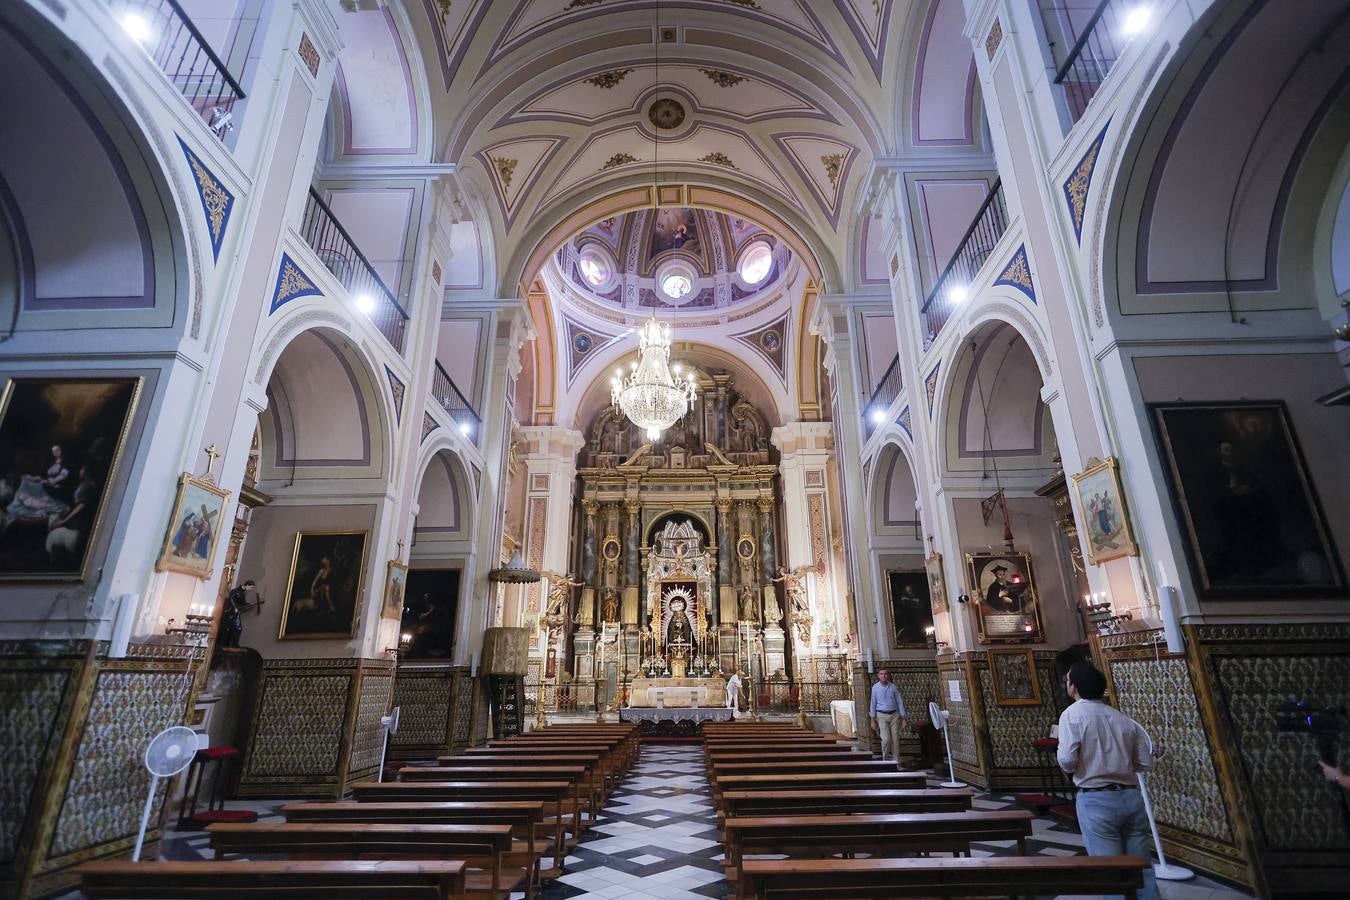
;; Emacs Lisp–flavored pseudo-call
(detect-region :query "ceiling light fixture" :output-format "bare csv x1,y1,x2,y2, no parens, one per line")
611,317,698,442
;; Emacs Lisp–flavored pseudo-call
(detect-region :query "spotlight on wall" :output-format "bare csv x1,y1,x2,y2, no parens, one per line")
949,284,968,304
956,592,971,604
868,408,886,425
458,422,472,437
120,12,155,45
1121,6,1152,36
355,293,377,315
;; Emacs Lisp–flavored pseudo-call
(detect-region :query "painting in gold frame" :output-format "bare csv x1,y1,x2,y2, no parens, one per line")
924,552,949,614
156,474,231,579
884,568,934,647
1070,457,1138,565
383,559,408,619
965,551,1045,644
278,530,369,639
0,376,143,580
989,648,1041,706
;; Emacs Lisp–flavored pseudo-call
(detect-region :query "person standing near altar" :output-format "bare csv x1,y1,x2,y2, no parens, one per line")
726,670,743,716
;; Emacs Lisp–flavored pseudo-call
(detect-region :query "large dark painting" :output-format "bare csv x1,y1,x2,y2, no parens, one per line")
278,530,368,639
0,377,141,579
401,568,460,659
1152,402,1343,598
885,570,933,646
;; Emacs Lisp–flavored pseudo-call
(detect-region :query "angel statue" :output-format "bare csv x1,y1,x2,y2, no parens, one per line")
542,572,583,630
772,565,813,644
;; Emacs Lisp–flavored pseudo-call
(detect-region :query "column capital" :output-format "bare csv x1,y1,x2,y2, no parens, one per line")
582,499,601,516
518,425,586,459
771,421,834,455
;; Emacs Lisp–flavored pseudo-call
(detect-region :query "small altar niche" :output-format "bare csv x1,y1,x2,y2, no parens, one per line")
640,520,715,679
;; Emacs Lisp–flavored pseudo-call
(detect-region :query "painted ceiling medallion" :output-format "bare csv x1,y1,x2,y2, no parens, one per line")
701,68,746,88
602,152,639,170
585,69,634,89
648,97,687,130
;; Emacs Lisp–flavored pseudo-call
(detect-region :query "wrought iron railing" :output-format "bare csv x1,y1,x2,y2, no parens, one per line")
108,0,246,140
1044,0,1141,122
756,679,853,716
433,362,482,443
864,354,902,437
919,179,1008,349
301,187,410,352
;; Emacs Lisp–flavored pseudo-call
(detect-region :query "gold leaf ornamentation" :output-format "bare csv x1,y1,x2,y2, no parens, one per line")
491,156,518,190
585,69,634,89
699,152,736,169
602,153,639,170
821,153,845,189
700,68,746,88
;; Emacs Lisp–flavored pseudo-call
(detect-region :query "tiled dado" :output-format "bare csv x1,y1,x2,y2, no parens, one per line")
934,650,1065,790
0,641,199,899
387,664,476,759
1101,623,1350,895
237,657,394,799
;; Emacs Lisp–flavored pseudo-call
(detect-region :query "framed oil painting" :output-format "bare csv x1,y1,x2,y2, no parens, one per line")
989,648,1041,706
885,569,934,646
401,568,461,660
383,560,408,619
1070,457,1138,565
1151,402,1344,598
925,553,949,614
966,551,1044,644
278,530,369,639
156,474,231,579
0,377,142,580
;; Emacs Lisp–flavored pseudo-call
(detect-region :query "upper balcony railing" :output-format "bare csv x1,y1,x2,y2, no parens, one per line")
433,361,483,444
919,179,1008,350
301,187,410,353
1045,0,1148,123
108,0,246,140
864,353,902,438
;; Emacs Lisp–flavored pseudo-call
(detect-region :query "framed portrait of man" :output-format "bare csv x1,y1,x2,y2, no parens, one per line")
278,530,369,639
989,648,1041,706
156,474,231,579
965,551,1044,643
885,569,934,647
0,377,142,580
1151,402,1343,598
1070,457,1138,565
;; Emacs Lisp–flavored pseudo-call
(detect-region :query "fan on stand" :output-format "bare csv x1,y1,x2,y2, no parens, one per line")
927,701,966,789
1138,731,1194,881
133,726,199,862
377,706,401,783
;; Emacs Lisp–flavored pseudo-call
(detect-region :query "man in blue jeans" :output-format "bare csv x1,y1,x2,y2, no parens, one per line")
1056,661,1158,900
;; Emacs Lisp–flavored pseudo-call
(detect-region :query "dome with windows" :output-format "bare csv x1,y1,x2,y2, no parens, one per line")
553,207,793,317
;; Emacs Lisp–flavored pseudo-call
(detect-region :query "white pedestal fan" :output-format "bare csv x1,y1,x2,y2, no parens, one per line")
927,701,966,789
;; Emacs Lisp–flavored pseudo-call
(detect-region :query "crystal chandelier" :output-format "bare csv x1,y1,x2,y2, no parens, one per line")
611,317,697,442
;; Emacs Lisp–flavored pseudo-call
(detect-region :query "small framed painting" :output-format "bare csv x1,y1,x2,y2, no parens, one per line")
383,559,408,619
1070,457,1138,565
885,569,934,646
156,474,232,579
966,551,1044,644
925,552,949,614
0,377,142,580
989,648,1041,706
278,530,369,639
1151,402,1343,598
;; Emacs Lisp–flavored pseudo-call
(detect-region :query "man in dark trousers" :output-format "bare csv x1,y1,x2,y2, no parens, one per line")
1056,661,1158,900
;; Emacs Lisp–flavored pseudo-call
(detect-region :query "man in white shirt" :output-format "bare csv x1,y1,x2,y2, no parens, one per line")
868,668,907,765
1057,661,1158,900
725,670,742,716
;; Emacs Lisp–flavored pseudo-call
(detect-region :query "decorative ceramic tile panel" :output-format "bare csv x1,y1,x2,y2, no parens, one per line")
390,668,454,748
348,671,394,775
243,673,349,778
1212,653,1350,851
1109,654,1232,842
50,668,191,857
0,671,69,863
977,664,1058,769
450,671,475,747
938,659,978,765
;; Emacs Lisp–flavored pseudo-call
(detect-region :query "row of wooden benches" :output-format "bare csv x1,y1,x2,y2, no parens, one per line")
701,721,1150,899
76,723,640,900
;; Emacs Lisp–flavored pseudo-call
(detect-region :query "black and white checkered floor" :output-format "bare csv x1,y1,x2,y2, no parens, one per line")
61,742,1252,900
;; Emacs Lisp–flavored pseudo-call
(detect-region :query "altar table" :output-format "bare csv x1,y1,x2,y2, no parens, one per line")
628,676,727,708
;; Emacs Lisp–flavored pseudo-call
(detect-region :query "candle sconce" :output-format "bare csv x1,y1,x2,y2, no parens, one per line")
165,604,214,640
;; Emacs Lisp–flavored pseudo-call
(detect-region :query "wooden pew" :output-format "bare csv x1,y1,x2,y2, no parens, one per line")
739,855,1149,899
440,751,612,798
720,788,973,820
207,823,516,900
350,781,578,857
713,771,928,804
709,759,907,793
490,733,634,771
513,727,637,767
398,765,597,828
282,801,554,892
458,745,619,792
724,810,1036,893
76,859,467,899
